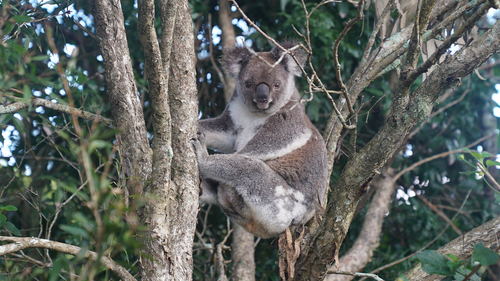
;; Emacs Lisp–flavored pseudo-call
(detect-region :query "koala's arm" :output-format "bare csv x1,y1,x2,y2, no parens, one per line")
192,133,308,238
237,103,311,160
199,108,237,153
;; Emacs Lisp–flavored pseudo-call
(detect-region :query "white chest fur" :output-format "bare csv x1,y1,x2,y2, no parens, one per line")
229,99,268,152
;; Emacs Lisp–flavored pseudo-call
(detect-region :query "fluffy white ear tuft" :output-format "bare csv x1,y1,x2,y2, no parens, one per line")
220,46,252,78
270,40,307,77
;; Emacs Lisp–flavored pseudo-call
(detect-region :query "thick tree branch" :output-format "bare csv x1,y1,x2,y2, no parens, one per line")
325,169,397,281
160,0,200,279
404,216,500,281
91,0,152,197
295,13,500,281
0,95,114,127
0,236,135,281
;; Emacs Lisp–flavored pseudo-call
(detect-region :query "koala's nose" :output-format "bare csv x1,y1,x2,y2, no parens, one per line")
255,83,270,104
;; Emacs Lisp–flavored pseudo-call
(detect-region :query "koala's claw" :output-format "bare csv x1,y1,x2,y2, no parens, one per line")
191,132,208,160
196,132,207,146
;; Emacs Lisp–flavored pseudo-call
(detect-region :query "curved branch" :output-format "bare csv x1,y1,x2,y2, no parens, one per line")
0,236,135,281
0,95,114,127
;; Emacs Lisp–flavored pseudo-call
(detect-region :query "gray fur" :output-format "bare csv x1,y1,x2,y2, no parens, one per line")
193,42,327,238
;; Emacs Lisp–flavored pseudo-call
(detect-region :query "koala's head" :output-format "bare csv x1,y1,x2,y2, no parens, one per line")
221,41,306,113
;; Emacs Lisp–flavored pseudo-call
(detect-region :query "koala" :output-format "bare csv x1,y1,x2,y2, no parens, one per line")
191,41,328,238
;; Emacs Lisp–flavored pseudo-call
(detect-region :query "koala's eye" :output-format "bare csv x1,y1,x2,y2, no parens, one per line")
245,81,252,88
274,82,281,89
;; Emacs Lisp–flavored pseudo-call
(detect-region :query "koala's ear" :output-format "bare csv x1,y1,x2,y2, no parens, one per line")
220,46,252,78
271,40,307,76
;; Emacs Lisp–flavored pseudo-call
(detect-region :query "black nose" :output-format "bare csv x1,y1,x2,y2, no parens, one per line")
255,83,270,104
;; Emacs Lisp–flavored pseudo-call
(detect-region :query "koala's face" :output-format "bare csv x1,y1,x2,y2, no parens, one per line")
221,42,306,114
237,54,292,112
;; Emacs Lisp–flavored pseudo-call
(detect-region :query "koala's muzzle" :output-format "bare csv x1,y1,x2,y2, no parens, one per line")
254,83,271,109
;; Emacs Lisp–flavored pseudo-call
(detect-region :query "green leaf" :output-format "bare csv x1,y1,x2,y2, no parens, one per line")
481,151,493,158
60,225,89,239
280,0,290,11
462,147,471,153
470,152,482,160
459,171,478,175
12,15,32,23
472,242,499,266
494,192,500,204
411,250,455,276
446,253,459,263
88,140,109,152
396,276,409,281
486,160,500,168
454,267,481,281
31,55,49,61
446,260,461,271
4,205,18,211
60,183,90,202
49,257,64,281
4,221,21,236
0,214,6,227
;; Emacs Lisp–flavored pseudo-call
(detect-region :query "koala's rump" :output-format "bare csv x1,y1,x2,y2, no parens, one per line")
265,127,327,205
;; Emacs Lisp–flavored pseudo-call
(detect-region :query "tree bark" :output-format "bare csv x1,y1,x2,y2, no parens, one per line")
161,0,200,279
230,224,256,281
404,216,500,281
90,0,152,199
295,9,500,281
324,169,396,281
93,0,199,279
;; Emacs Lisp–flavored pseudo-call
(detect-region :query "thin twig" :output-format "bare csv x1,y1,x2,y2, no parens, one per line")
362,0,393,62
393,133,496,182
367,190,472,276
332,0,365,115
1,94,114,128
327,270,385,281
408,2,491,82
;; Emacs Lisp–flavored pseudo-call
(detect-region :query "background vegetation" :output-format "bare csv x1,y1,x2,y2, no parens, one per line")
1,0,499,280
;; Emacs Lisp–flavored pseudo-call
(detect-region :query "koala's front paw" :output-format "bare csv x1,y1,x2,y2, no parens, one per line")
191,132,209,161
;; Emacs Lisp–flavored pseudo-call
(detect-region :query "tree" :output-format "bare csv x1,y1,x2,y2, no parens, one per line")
1,0,500,280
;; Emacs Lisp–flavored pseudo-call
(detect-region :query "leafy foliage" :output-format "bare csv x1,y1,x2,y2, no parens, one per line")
410,244,499,281
0,0,499,280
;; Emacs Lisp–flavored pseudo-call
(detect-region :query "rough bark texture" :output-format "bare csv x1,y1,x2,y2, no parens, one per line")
295,8,500,281
405,216,500,281
136,0,178,279
324,169,396,281
230,225,256,281
90,0,152,198
163,0,200,279
93,0,199,279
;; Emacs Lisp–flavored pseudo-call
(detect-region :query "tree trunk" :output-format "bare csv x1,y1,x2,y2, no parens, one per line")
93,0,199,279
90,0,152,199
